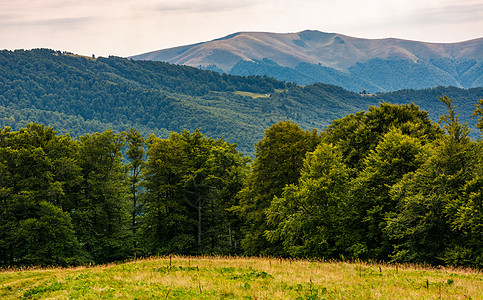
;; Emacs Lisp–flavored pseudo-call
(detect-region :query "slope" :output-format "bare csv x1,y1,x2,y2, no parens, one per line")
0,49,378,156
1,49,482,156
130,30,483,92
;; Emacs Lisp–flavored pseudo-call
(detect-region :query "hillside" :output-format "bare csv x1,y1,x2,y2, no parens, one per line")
130,30,483,93
1,49,483,156
0,49,372,155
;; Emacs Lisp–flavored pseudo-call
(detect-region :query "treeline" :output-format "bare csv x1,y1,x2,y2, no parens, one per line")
239,96,482,268
0,125,249,266
1,97,482,268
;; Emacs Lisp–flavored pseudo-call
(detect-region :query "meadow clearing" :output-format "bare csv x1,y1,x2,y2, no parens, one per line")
1,255,481,299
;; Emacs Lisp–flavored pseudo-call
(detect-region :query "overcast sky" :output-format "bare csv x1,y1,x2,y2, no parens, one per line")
1,0,482,57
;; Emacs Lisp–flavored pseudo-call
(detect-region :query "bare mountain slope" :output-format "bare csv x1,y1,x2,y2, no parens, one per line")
131,30,483,71
130,30,483,92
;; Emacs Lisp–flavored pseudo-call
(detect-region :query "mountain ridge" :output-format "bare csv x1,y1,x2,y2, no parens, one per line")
130,30,483,71
130,30,483,92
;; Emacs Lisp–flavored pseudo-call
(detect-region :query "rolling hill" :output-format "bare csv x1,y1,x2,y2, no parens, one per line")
1,49,482,156
130,30,483,93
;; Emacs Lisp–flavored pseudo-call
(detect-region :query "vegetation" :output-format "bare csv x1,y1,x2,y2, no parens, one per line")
229,57,483,93
236,121,321,255
1,96,482,270
1,49,482,271
1,49,483,156
1,256,481,299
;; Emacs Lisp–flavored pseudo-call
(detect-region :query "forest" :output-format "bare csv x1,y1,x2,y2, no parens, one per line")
2,49,483,157
1,95,481,269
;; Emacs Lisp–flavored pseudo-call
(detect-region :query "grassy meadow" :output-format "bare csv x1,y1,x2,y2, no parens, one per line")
1,256,481,299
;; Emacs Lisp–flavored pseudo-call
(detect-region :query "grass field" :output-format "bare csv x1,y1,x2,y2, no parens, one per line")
1,256,481,299
234,91,271,98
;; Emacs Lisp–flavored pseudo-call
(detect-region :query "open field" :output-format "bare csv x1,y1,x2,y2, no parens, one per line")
1,256,481,299
234,91,271,98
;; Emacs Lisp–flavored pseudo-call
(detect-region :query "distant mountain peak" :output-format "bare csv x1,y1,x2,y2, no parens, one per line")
130,30,483,93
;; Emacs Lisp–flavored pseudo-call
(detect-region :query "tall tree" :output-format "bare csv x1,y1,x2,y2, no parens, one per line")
322,102,443,171
0,124,84,266
237,120,321,256
349,128,426,260
72,130,129,263
124,128,145,255
142,135,192,255
142,130,248,255
266,142,350,258
385,95,478,265
196,137,250,253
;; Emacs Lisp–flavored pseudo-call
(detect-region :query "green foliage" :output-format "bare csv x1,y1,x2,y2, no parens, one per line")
142,130,249,255
349,58,460,92
237,121,321,256
71,130,131,263
384,95,481,267
229,57,483,93
472,98,483,134
230,59,381,92
266,142,350,258
349,128,427,260
262,99,481,267
0,49,296,156
0,124,85,266
124,128,145,254
2,49,481,157
322,102,443,171
12,199,82,266
142,134,192,254
375,86,483,140
1,94,483,269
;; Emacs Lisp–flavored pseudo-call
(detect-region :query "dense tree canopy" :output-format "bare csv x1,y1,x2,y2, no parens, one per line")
322,102,443,171
265,142,350,258
142,130,249,255
236,120,320,255
0,124,84,266
1,98,482,269
2,49,482,157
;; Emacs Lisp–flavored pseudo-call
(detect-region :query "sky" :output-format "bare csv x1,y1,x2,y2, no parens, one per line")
1,0,482,58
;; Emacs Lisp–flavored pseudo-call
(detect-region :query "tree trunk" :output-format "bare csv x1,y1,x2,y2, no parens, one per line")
228,225,233,248
198,204,202,252
132,192,137,250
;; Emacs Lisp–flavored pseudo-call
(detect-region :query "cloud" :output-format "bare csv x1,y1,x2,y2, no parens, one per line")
148,0,257,13
409,0,483,24
0,16,95,28
1,0,481,57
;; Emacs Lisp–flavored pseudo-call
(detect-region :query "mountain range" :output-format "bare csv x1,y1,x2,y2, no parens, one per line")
130,30,483,93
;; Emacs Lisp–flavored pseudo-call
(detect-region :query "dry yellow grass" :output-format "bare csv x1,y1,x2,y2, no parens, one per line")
1,256,481,299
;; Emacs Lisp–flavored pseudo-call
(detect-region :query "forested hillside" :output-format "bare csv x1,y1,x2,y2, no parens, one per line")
1,98,482,268
0,49,371,155
1,49,483,156
229,57,483,93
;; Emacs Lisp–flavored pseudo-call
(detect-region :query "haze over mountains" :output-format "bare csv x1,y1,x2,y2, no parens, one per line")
130,30,483,93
